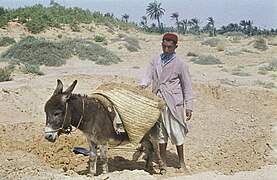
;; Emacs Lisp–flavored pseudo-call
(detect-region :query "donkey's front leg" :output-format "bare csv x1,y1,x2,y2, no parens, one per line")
99,144,109,174
88,141,97,175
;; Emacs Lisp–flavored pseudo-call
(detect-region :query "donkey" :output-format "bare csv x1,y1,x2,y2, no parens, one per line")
44,79,165,175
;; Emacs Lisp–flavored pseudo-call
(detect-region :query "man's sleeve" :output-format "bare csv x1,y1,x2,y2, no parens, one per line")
139,59,154,87
180,61,193,111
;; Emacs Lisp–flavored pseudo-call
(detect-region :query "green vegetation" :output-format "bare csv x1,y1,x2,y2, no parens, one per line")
187,52,198,57
219,78,236,86
225,51,243,56
253,37,268,51
259,59,277,73
123,36,141,52
216,41,226,51
0,4,136,34
0,37,16,46
22,64,44,75
255,80,276,89
0,2,276,35
201,38,220,47
1,36,121,67
191,55,223,65
94,35,106,43
232,67,251,76
0,66,13,82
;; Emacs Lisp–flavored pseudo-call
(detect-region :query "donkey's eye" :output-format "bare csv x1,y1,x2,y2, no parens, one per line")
53,110,62,116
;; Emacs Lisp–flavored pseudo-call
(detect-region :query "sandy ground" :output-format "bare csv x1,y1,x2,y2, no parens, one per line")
0,22,277,179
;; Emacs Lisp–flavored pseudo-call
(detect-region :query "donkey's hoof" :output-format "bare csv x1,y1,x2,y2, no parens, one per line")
160,168,167,175
87,170,97,176
100,173,109,180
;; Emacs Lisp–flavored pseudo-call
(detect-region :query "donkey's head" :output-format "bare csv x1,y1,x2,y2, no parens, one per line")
44,79,77,142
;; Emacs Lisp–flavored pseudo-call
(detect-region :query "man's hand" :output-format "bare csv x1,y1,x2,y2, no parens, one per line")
138,85,146,90
185,109,192,121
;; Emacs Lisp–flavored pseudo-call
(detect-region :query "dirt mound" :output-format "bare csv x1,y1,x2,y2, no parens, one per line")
0,83,276,179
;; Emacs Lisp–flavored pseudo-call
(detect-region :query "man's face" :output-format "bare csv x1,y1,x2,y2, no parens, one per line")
162,40,177,56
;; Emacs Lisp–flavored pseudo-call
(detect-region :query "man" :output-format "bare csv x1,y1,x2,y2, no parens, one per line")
139,33,193,173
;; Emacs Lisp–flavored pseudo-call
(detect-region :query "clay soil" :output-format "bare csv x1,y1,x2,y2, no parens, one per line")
0,22,277,179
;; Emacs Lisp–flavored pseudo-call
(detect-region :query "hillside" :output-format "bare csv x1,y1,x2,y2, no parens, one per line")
0,22,277,179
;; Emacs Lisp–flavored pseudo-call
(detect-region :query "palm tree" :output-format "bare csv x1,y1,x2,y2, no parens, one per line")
240,20,247,33
171,12,179,33
189,18,200,35
122,13,130,23
207,17,216,36
246,20,253,36
227,23,239,32
141,15,148,27
146,1,165,31
180,19,189,34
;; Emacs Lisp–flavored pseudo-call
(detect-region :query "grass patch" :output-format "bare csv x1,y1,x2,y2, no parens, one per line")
219,78,236,86
201,38,220,47
232,67,251,76
0,36,16,46
94,35,106,42
1,36,121,66
223,32,246,38
21,64,44,75
255,80,276,89
191,55,223,65
0,66,13,82
258,68,268,75
187,52,198,57
225,51,242,56
216,41,226,51
253,37,268,51
270,74,277,79
259,59,277,74
241,48,256,53
123,36,140,52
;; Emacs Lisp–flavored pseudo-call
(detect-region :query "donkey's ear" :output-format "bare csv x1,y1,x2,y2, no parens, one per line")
64,80,77,95
62,80,77,102
53,79,63,95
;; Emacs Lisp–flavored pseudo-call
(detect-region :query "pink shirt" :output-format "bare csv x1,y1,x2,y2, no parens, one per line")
140,54,193,127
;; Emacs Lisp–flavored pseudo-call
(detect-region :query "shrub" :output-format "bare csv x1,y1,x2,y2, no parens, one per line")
191,55,223,65
94,35,105,42
123,36,140,50
1,36,68,66
225,51,242,56
259,59,277,72
258,67,268,75
216,41,226,51
0,66,13,82
1,36,121,67
219,78,236,86
187,52,198,57
264,82,276,89
232,67,251,76
0,37,16,46
22,63,44,75
223,31,246,37
201,38,220,47
125,45,139,52
253,37,268,51
270,74,277,79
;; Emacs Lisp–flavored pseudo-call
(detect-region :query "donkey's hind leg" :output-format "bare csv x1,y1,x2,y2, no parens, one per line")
99,144,109,174
87,140,97,176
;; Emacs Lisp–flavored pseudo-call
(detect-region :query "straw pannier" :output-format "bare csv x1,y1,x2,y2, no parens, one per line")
93,83,165,145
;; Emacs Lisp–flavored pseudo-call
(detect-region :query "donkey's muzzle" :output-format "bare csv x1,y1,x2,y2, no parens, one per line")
44,127,59,142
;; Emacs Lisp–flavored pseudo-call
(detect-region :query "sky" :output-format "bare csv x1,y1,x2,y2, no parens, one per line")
1,0,277,29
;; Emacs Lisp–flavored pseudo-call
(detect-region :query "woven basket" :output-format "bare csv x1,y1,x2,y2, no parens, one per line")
93,83,164,145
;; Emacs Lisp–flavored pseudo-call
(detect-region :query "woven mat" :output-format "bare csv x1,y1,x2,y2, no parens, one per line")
93,83,164,145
